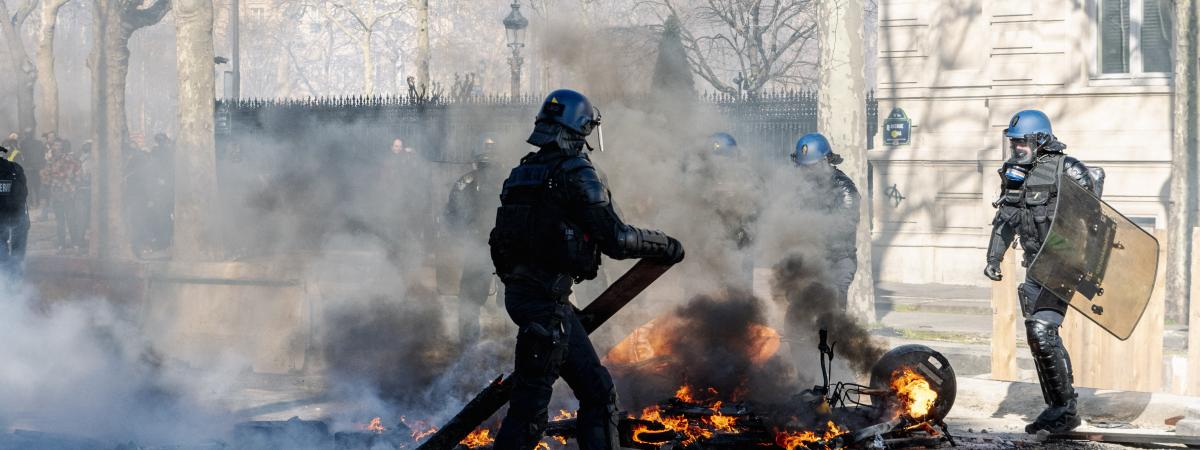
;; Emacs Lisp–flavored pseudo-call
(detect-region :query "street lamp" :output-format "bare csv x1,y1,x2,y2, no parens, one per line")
503,1,528,98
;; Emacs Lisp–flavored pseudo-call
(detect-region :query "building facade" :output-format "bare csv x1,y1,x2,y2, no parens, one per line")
873,0,1174,286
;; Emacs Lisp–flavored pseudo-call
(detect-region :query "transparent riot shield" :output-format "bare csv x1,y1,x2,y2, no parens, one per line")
1027,173,1159,340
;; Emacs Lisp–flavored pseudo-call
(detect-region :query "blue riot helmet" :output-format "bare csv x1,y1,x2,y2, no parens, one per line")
473,136,495,166
792,133,833,166
1003,110,1053,165
709,132,739,158
535,89,601,137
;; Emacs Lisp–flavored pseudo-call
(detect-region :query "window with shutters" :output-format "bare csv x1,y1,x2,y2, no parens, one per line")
1096,0,1173,76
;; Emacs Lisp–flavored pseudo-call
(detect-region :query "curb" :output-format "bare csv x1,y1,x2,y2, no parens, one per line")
951,377,1199,430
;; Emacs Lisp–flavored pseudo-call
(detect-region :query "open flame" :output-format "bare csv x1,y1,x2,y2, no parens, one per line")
400,416,439,442
890,367,938,420
674,385,696,403
774,421,847,450
365,417,385,433
604,319,781,367
459,428,495,448
703,401,738,434
552,409,577,421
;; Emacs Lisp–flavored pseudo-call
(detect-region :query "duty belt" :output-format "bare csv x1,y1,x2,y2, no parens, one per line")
505,264,573,302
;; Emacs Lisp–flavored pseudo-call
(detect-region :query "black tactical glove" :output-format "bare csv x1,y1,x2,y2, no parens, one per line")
984,262,1003,281
658,236,685,264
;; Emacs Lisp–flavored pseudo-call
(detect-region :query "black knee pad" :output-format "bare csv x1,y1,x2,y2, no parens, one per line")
1025,318,1062,354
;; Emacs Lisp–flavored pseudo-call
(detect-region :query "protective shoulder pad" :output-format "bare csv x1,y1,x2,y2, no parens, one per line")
832,169,859,196
558,155,594,174
565,162,609,206
503,163,553,189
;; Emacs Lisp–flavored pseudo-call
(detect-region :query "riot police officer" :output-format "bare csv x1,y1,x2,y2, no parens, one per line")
0,146,29,280
490,89,685,450
445,137,503,344
984,110,1095,433
693,132,762,286
789,133,860,304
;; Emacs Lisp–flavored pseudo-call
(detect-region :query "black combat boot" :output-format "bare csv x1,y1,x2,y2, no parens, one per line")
1024,319,1082,434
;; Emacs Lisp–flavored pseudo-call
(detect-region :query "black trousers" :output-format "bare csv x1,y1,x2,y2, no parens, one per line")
494,278,616,450
457,261,494,344
0,214,28,280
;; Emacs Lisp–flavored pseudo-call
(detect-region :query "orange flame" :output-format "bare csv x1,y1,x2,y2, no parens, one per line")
774,421,846,450
552,409,577,421
674,385,696,403
552,435,567,445
365,417,385,433
400,416,439,442
703,401,739,434
459,428,495,448
635,405,713,446
533,442,550,450
890,367,938,419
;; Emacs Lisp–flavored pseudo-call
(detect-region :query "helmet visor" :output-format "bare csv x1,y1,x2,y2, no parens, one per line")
1006,137,1035,165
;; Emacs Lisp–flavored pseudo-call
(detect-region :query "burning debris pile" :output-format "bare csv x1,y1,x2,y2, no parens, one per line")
536,341,957,450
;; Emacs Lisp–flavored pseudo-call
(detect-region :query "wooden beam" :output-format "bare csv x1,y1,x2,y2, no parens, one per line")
991,256,1018,381
1190,227,1200,395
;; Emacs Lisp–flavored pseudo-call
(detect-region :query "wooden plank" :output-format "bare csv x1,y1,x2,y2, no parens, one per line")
1190,227,1200,396
1046,430,1200,446
991,256,1019,381
1061,231,1165,392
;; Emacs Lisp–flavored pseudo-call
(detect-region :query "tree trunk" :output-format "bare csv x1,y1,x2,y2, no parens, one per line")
817,0,874,322
1168,0,1199,323
98,14,135,259
89,0,170,260
89,0,109,258
414,0,429,96
0,0,38,137
36,0,69,133
362,32,373,95
173,0,216,261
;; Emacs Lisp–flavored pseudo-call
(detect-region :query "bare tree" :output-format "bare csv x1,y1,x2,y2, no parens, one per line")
88,0,169,259
307,0,405,95
35,0,71,133
642,0,818,96
0,0,38,137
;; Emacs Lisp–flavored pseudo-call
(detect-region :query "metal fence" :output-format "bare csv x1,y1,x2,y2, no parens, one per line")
215,91,878,164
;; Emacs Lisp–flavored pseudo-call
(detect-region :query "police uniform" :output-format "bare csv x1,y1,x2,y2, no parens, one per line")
0,153,29,279
985,110,1095,433
445,145,503,343
791,133,861,304
490,90,684,450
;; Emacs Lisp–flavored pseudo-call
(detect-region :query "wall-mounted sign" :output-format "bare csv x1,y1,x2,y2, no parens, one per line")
882,107,911,146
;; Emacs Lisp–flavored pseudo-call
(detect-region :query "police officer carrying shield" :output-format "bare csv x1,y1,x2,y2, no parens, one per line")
0,146,29,280
985,110,1097,433
489,89,685,450
445,136,503,344
789,133,860,304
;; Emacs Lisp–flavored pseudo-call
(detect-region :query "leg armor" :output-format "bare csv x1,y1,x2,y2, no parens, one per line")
494,287,571,450
1024,316,1081,433
559,308,620,450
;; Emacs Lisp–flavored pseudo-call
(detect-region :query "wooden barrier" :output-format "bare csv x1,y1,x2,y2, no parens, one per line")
1190,227,1200,396
990,256,1019,381
1058,231,1166,392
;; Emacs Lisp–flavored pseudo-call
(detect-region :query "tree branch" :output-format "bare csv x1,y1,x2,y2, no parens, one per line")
12,0,36,25
126,0,171,30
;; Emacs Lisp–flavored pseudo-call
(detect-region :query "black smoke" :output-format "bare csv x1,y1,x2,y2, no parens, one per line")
772,253,884,373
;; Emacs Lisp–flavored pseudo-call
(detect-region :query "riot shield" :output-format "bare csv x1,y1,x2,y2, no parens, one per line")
1027,173,1159,340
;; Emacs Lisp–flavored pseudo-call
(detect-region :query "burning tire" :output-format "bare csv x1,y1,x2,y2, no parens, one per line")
867,344,956,423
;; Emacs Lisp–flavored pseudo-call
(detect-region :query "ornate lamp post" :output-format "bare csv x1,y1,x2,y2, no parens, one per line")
503,1,528,98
